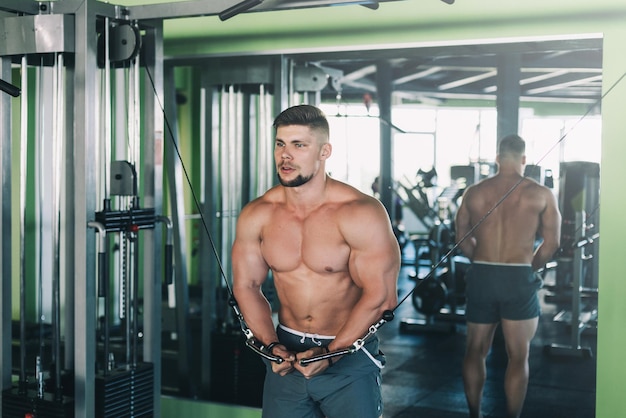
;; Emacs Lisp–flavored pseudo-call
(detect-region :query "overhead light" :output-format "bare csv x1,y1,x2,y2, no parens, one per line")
440,0,455,4
219,0,263,21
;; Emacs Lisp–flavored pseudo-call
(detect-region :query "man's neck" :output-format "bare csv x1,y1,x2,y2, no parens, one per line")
497,163,523,177
283,174,329,212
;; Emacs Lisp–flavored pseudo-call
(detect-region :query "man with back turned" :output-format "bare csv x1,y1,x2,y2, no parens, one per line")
232,104,401,418
455,134,561,418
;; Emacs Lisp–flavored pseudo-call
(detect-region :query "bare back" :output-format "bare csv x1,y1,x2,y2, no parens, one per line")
456,174,560,266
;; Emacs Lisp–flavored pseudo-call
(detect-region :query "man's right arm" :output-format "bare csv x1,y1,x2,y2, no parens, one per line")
455,188,476,260
232,203,296,375
231,204,277,345
532,189,562,271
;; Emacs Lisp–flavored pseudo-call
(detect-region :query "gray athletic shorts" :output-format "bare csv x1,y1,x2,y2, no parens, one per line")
261,324,385,418
465,262,542,323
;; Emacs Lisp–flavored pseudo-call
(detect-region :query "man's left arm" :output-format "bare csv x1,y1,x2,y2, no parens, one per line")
329,199,401,352
532,189,562,271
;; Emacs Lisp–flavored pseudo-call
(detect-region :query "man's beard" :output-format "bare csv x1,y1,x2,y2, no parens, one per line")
277,172,313,187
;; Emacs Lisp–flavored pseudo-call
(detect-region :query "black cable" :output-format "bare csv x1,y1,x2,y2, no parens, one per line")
219,0,263,21
0,78,20,97
143,65,235,297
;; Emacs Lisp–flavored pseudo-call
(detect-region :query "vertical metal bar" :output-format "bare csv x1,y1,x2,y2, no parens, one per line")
58,48,69,379
242,92,251,204
496,52,521,140
0,55,14,401
571,212,584,349
200,79,211,398
103,17,111,203
51,52,63,400
132,46,141,184
131,233,139,368
376,60,394,220
222,86,242,279
18,55,28,393
74,0,99,414
97,18,111,376
142,20,164,416
219,87,228,301
123,233,131,365
164,63,194,396
200,86,207,203
261,84,274,196
35,61,45,376
63,42,76,376
257,83,273,197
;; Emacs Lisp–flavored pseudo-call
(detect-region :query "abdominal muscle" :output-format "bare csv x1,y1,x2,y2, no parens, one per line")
260,199,362,335
272,267,361,336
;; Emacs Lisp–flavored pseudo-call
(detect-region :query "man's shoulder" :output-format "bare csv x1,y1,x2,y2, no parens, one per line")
240,188,282,216
462,177,491,196
251,185,287,203
327,178,375,203
520,177,554,196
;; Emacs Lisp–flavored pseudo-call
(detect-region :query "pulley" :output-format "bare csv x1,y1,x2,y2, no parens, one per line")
97,22,141,68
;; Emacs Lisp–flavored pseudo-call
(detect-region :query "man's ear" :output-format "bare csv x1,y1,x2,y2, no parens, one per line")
320,143,332,160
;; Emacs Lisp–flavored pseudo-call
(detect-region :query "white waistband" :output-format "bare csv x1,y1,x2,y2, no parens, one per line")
278,324,384,369
474,261,531,267
278,324,336,340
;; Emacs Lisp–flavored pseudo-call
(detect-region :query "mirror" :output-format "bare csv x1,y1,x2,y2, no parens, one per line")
164,35,601,417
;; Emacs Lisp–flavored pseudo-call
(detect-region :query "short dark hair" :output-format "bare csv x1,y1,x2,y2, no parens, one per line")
497,134,525,157
273,104,330,140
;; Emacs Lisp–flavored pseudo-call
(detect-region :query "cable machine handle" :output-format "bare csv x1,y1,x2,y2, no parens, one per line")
299,310,395,366
244,338,284,364
88,221,108,297
299,346,356,366
97,251,108,297
157,216,174,284
164,243,173,285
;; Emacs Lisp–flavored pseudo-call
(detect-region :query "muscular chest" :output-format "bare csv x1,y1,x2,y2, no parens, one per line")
260,209,349,274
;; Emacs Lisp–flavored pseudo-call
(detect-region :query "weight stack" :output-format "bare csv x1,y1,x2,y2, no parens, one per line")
95,362,153,417
2,387,73,418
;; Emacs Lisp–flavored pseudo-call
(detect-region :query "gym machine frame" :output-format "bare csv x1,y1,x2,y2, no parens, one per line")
0,1,167,416
545,211,596,358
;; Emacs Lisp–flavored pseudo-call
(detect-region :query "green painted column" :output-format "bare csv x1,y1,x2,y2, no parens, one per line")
596,24,626,418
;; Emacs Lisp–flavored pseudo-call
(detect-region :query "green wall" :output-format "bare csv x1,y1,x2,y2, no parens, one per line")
133,0,626,415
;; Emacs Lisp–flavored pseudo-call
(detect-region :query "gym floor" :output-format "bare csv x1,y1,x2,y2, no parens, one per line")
377,242,597,418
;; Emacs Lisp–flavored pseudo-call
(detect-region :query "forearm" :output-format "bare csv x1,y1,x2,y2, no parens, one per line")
329,291,396,352
532,241,559,271
234,288,278,345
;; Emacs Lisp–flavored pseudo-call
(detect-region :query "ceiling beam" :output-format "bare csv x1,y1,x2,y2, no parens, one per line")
438,69,497,90
394,66,443,86
0,0,41,14
128,0,407,21
525,75,602,95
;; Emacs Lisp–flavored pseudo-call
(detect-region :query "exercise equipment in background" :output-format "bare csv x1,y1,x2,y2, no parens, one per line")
544,211,597,358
